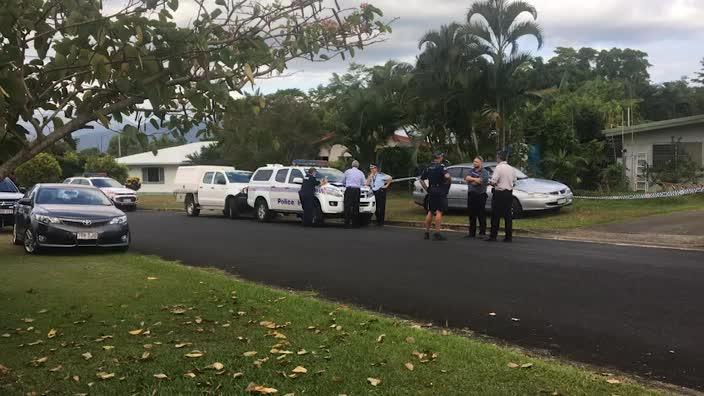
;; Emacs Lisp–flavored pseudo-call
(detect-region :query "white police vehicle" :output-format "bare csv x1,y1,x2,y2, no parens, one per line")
246,161,376,225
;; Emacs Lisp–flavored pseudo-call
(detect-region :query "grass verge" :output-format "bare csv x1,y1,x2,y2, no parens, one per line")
385,192,704,232
0,235,662,395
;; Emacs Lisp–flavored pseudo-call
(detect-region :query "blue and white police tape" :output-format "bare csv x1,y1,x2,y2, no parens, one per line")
574,187,704,200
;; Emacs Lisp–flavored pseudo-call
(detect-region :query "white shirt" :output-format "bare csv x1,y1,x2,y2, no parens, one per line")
490,161,517,191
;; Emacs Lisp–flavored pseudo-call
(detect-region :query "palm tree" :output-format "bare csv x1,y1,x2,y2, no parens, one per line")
465,0,543,151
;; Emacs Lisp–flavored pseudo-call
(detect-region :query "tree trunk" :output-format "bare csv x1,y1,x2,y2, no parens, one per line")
0,97,140,179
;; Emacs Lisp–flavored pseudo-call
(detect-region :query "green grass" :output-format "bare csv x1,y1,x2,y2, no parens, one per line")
385,191,704,232
137,194,182,211
0,236,663,395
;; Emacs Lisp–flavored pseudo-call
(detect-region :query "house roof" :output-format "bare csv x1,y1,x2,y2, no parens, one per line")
602,114,704,137
117,141,215,166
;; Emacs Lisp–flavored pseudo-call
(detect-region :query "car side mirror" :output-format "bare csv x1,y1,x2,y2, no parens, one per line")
18,198,32,207
19,187,26,193
292,177,303,185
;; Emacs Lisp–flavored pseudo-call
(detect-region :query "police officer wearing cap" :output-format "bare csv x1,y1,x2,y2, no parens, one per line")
366,164,392,226
299,167,326,227
419,152,451,240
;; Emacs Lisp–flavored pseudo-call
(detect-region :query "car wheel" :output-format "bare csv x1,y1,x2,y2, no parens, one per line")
185,195,200,217
312,201,324,226
12,224,22,245
255,199,272,222
23,228,40,254
225,197,239,219
358,213,373,227
511,198,523,219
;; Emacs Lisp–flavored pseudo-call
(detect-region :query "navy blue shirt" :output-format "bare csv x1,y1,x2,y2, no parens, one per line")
421,163,450,195
300,175,319,196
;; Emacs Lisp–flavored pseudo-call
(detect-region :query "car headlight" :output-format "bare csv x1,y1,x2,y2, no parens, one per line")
33,214,61,224
109,215,128,225
321,187,343,198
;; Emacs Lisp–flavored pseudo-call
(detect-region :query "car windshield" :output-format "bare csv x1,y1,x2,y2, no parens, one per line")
226,171,253,183
91,178,123,188
315,168,344,184
36,187,112,206
0,178,18,193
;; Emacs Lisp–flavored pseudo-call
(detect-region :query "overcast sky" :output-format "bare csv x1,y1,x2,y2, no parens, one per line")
243,0,704,93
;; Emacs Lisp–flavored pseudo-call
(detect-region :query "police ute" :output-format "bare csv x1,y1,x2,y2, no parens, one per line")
247,161,376,225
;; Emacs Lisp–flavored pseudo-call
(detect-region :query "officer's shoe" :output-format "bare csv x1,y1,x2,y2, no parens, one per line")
424,232,430,240
432,233,447,241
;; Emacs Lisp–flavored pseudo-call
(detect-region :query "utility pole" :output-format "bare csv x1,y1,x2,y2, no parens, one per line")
118,134,121,157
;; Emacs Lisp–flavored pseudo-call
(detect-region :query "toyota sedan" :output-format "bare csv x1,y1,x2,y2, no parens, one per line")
413,162,573,217
12,184,130,254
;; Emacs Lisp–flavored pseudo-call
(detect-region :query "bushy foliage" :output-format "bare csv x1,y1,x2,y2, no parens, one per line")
84,155,129,184
125,176,141,191
15,153,61,187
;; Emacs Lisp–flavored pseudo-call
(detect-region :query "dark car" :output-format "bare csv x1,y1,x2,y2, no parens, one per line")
0,177,24,228
12,184,130,254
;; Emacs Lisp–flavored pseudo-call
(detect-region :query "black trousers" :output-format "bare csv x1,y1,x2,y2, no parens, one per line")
373,188,387,225
468,192,487,236
344,187,361,226
490,190,513,240
299,192,315,226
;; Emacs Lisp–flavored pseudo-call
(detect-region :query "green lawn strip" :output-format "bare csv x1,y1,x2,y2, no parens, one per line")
137,194,182,211
384,192,704,232
0,238,660,395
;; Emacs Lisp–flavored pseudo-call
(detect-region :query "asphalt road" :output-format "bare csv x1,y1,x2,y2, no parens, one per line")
127,211,704,390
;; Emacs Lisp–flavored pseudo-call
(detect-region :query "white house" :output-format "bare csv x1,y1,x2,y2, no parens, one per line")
117,141,215,193
602,115,704,191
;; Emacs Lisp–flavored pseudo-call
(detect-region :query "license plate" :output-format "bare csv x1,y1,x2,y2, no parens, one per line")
121,198,134,203
0,209,12,214
557,198,567,205
77,232,98,240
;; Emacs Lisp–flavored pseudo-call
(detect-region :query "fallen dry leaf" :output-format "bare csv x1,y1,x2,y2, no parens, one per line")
141,351,151,360
27,340,43,346
153,373,168,379
1,333,10,338
245,382,278,394
48,365,63,372
170,307,187,314
243,351,258,357
507,362,519,368
405,336,415,344
72,375,80,382
147,276,158,280
184,350,204,358
404,362,414,371
96,371,115,380
292,366,307,374
208,362,224,370
32,356,48,366
367,377,382,386
128,329,143,336
21,318,35,323
82,352,93,360
296,349,308,356
102,346,114,351
521,363,533,369
183,372,196,378
606,378,622,384
174,342,191,348
233,372,244,379
376,334,386,343
47,329,57,339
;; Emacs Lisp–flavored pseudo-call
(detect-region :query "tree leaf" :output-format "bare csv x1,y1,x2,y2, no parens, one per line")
367,377,381,386
404,362,414,371
128,328,143,335
245,382,278,394
244,64,255,85
184,350,204,358
47,329,57,339
291,366,307,374
153,373,168,379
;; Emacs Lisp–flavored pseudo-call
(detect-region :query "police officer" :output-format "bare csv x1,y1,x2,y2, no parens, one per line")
299,167,326,227
419,152,451,240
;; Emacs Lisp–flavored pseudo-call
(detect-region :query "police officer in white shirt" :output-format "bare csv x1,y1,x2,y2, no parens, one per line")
486,151,517,242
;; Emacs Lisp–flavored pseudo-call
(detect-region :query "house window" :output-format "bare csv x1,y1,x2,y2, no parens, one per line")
142,167,165,184
652,143,703,168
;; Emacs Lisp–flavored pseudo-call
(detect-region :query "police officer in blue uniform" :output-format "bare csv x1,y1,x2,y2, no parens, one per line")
419,152,451,240
298,167,326,227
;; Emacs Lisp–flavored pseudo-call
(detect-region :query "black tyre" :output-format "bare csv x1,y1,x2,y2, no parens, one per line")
255,199,272,222
185,195,200,217
511,197,523,219
359,213,373,227
225,197,239,219
312,201,324,226
23,228,40,255
12,224,22,246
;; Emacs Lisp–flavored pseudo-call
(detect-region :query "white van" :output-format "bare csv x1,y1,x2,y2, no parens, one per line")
174,166,253,218
246,163,376,225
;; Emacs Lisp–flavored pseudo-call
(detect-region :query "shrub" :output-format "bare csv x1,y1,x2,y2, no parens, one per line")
15,153,62,187
84,155,129,184
125,176,142,191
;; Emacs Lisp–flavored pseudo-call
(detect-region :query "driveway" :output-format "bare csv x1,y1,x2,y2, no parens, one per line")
127,211,704,390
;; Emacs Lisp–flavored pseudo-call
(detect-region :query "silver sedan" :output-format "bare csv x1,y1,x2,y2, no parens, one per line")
413,162,573,217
